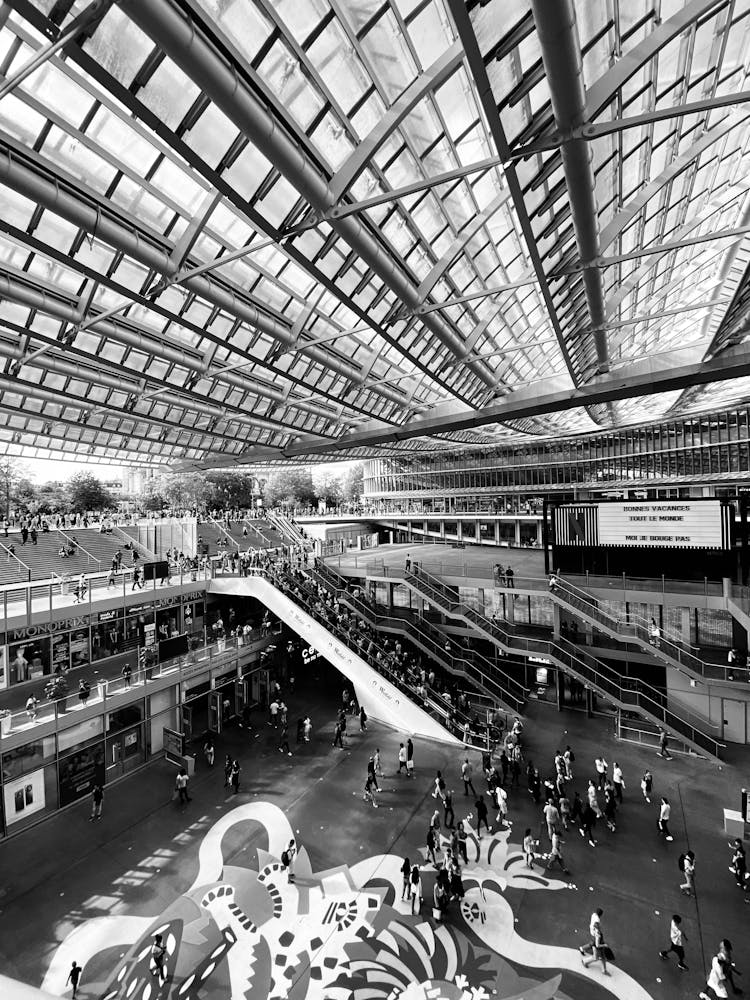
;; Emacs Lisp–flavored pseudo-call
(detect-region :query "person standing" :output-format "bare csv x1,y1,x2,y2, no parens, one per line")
594,755,608,790
223,754,232,787
400,857,411,901
66,961,82,999
359,705,367,732
461,757,476,796
410,863,422,913
580,907,609,975
89,783,103,821
203,737,215,767
680,850,696,897
367,754,380,793
121,663,132,689
659,914,688,970
373,747,383,776
230,759,240,794
426,825,437,865
543,799,560,841
333,721,344,748
269,698,280,728
612,762,624,804
659,797,674,841
443,788,455,829
407,738,415,777
175,768,191,806
397,742,408,774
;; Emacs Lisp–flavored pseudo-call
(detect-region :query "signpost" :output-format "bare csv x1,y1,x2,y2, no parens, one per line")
163,727,185,765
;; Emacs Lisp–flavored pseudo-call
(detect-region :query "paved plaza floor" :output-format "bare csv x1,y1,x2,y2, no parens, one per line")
0,680,746,1000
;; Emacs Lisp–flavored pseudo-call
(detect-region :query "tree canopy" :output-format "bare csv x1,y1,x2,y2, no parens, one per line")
263,467,316,507
66,472,113,510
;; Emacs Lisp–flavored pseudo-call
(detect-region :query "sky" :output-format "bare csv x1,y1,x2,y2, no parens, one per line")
21,457,358,483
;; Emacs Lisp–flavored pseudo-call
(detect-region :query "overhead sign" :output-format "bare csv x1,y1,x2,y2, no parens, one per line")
598,501,727,549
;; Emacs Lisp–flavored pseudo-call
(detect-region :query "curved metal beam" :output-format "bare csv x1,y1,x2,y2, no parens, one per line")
329,41,464,203
122,1,498,394
584,0,725,120
530,0,608,372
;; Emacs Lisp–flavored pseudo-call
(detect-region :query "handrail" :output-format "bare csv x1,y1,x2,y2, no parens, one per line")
55,527,101,568
0,539,31,581
209,517,240,552
406,564,723,759
111,524,158,562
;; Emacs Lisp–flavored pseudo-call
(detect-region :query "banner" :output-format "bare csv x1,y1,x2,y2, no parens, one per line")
598,501,727,549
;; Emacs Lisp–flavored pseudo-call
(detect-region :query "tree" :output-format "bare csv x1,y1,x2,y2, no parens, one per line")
206,471,259,508
36,482,67,514
312,467,343,506
342,463,364,504
154,472,216,510
263,467,316,507
66,472,113,511
0,458,29,517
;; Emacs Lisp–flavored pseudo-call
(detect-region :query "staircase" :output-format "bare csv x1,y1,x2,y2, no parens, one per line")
267,511,306,546
398,564,723,759
313,562,525,714
548,575,730,683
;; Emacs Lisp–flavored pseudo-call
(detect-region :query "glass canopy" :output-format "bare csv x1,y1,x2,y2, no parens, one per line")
0,0,748,468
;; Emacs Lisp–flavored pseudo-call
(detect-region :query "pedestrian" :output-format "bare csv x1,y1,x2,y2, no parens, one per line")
359,705,367,731
612,762,624,803
269,698,280,727
523,828,537,868
546,829,570,875
78,679,90,706
410,863,422,913
579,802,598,847
230,759,240,794
278,724,292,755
543,798,560,841
659,796,674,841
587,779,602,818
407,737,415,777
659,914,688,970
203,737,215,767
363,773,378,807
430,807,441,833
680,850,696,896
175,767,191,806
397,742,408,774
474,794,491,836
461,757,476,796
333,721,344,748
594,755,608,790
149,934,167,986
729,838,747,888
700,950,730,1000
281,838,297,882
121,663,132,689
367,754,380,792
303,716,312,742
66,961,82,999
456,821,468,864
223,754,232,787
641,769,653,803
89,783,103,821
657,727,672,759
25,694,38,721
374,746,383,776
579,907,610,975
563,744,575,780
426,825,438,865
603,787,617,832
443,787,455,828
495,785,509,828
718,939,742,995
432,769,445,799
400,856,411,900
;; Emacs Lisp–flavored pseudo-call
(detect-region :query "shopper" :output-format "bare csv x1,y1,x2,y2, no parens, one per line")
89,783,103,821
400,857,411,901
579,908,610,975
546,829,570,875
659,797,674,841
659,914,688,970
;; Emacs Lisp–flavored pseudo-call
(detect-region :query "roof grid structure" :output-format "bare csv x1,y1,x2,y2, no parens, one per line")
0,0,748,468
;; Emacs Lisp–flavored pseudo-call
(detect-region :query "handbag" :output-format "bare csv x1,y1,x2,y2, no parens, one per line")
601,945,615,962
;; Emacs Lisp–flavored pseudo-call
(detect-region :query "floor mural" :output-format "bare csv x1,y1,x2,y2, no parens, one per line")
42,803,654,1000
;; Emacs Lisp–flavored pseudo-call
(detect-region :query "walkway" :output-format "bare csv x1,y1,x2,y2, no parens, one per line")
1,683,746,1000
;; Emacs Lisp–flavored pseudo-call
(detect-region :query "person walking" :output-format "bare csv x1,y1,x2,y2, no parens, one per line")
612,762,624,804
397,742,408,774
579,802,598,847
363,773,379,808
543,798,560,841
594,755,608,790
729,839,747,889
432,770,446,799
203,737,215,768
700,950,730,1000
641,769,653,804
579,908,610,975
474,794,492,837
523,828,537,869
456,821,469,864
426,825,438,865
66,961,82,999
230,759,240,794
658,728,672,759
563,745,575,780
373,746,383,776
175,768,191,806
278,724,292,755
461,757,476,797
333,721,344,748
89,783,103,821
495,784,509,829
149,934,167,987
121,663,132,689
367,754,380,793
680,850,696,896
223,754,232,787
659,914,688,970
359,705,367,732
659,796,674,841
443,788,455,829
718,939,742,996
281,838,297,882
546,829,570,875
407,737,415,777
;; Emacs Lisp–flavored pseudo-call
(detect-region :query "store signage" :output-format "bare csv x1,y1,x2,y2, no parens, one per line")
98,608,123,623
301,645,320,664
163,728,184,763
9,616,89,641
598,501,724,548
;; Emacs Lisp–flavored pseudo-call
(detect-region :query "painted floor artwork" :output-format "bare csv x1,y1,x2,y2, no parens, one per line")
41,803,654,1000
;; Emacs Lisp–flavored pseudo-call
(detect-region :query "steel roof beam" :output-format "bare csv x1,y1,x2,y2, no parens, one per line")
530,0,609,372
122,1,498,394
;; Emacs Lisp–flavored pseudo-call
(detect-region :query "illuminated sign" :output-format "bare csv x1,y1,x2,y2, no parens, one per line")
598,501,727,549
302,645,320,664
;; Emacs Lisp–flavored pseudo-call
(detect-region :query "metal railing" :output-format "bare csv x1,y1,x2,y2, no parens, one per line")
55,527,101,569
0,539,30,581
403,564,723,760
209,517,240,552
111,523,159,562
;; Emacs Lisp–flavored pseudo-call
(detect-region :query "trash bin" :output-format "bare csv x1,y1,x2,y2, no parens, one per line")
98,679,108,699
184,754,196,777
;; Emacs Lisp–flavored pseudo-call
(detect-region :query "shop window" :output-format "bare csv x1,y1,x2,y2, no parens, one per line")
107,702,144,734
58,742,105,807
57,715,104,756
2,735,56,780
3,763,58,831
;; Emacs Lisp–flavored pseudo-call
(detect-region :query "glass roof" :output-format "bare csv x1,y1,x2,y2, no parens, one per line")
0,0,749,467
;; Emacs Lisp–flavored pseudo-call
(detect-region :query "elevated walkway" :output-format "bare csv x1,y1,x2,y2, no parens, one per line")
348,561,723,759
208,574,460,744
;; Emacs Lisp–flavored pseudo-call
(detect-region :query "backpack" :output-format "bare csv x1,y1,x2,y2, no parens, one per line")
281,850,290,868
568,751,575,762
677,853,686,872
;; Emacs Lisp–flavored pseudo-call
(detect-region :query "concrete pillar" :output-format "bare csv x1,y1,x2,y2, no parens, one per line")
536,520,543,546
585,686,593,718
506,595,515,624
457,520,463,541
494,520,501,545
552,601,561,638
514,519,521,546
388,582,394,613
